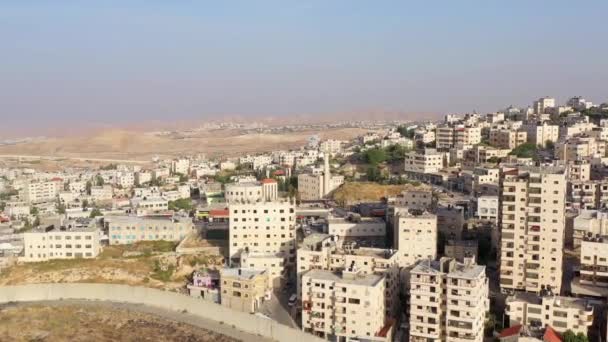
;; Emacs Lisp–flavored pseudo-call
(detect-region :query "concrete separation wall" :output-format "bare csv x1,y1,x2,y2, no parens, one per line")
0,283,322,342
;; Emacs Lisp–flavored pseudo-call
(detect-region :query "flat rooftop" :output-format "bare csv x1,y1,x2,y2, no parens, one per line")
221,268,266,280
303,269,384,287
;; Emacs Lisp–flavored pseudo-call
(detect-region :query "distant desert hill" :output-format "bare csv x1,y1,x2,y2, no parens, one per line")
0,127,368,161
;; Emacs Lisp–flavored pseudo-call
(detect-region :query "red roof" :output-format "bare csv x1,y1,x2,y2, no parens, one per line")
543,326,562,342
499,325,523,338
273,170,285,176
261,178,277,184
210,209,229,217
51,177,63,182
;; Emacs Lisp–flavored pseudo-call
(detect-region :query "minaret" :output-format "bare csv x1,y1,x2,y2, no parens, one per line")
323,150,330,196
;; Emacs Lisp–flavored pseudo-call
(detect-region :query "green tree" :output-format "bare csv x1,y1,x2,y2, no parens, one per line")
33,216,40,227
397,125,415,138
56,201,66,214
82,199,89,210
95,175,105,186
85,181,93,194
545,140,555,150
0,201,6,212
509,143,537,159
168,198,193,211
89,208,103,218
363,148,387,165
366,166,382,182
30,206,39,216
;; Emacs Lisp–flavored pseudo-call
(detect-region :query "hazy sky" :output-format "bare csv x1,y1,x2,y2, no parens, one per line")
1,1,607,135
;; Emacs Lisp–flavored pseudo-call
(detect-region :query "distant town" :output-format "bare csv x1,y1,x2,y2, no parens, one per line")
2,96,608,342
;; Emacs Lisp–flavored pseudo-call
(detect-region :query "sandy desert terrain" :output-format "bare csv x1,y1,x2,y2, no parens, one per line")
0,127,367,161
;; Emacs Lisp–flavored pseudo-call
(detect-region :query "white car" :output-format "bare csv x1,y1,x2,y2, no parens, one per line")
288,294,297,307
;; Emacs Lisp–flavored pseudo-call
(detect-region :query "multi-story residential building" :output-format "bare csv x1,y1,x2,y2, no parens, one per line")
239,154,273,170
22,223,101,262
130,196,168,213
415,129,436,145
90,185,113,202
298,153,344,201
454,126,482,147
393,209,437,267
21,179,62,203
134,171,152,186
68,180,87,194
560,122,597,139
220,268,269,313
225,182,263,203
579,235,608,288
105,214,193,245
505,293,593,335
241,251,285,288
320,139,344,155
533,97,555,115
409,258,489,342
117,172,135,188
567,96,593,111
297,234,401,318
477,195,499,224
465,145,510,164
436,126,456,149
567,160,591,181
523,123,560,147
573,210,608,247
444,240,478,262
394,190,435,210
171,158,190,175
489,129,527,149
555,136,606,161
301,269,391,342
500,167,566,294
328,215,386,248
404,149,446,174
437,206,465,240
228,200,296,266
569,181,601,210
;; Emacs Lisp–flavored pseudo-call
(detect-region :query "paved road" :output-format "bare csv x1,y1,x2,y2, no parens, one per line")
4,299,274,342
260,289,298,329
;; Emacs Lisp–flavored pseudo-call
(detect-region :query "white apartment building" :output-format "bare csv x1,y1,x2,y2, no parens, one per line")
533,97,555,114
395,190,435,210
393,209,437,267
228,200,296,266
135,171,152,185
489,129,527,149
239,154,273,170
241,251,285,288
301,269,391,342
436,126,456,149
455,126,482,147
320,139,344,155
523,123,559,147
22,224,101,262
21,179,62,203
130,197,168,213
225,182,263,203
298,153,343,201
555,137,606,161
500,167,566,294
409,258,489,342
171,158,190,175
68,180,87,194
505,293,593,335
90,185,113,202
327,215,386,247
477,196,499,224
117,172,135,188
297,234,401,318
573,210,608,247
580,236,608,288
415,129,436,145
561,122,597,139
404,149,445,174
567,96,593,111
105,214,193,245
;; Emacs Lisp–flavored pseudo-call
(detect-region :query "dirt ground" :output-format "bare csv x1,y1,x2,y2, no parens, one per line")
331,181,430,206
0,127,367,161
0,304,238,342
0,241,223,290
